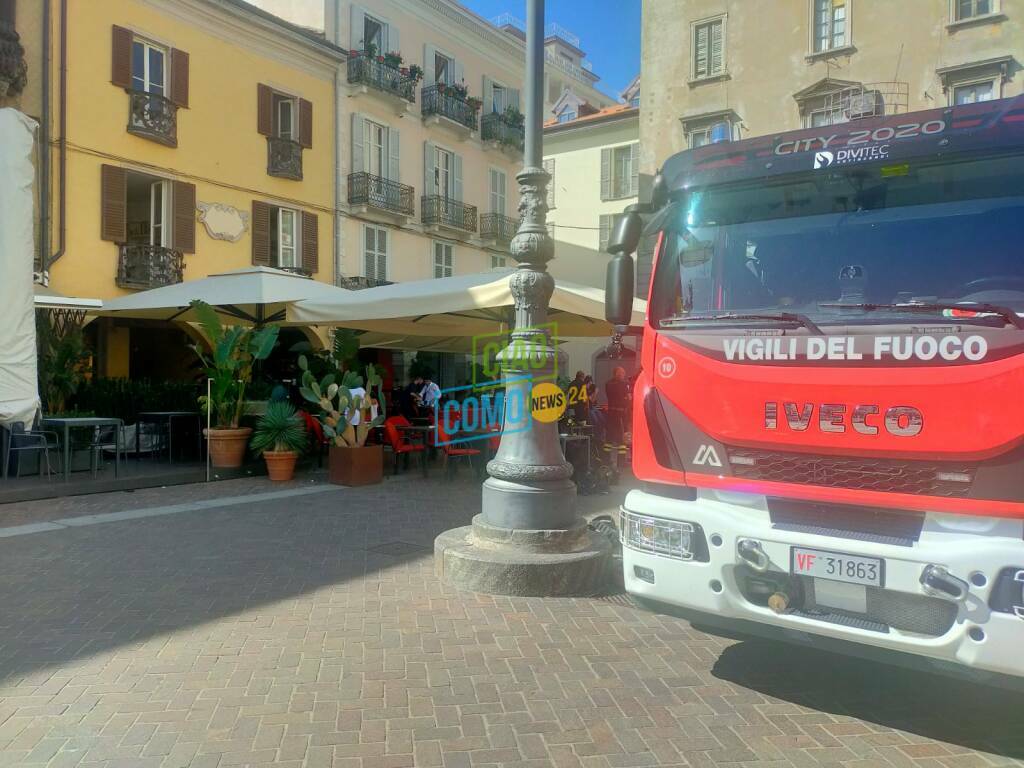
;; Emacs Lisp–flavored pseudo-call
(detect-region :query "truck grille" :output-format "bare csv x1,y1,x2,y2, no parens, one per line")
726,448,975,498
802,577,958,637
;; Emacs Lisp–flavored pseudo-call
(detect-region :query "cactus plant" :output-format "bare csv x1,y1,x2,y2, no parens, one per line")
298,356,386,448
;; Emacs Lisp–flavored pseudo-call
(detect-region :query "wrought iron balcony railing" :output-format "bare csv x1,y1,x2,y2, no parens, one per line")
347,52,417,103
421,85,479,131
117,244,184,290
127,90,178,147
338,275,393,290
421,195,477,233
481,112,525,151
267,137,303,180
347,172,415,217
480,213,520,243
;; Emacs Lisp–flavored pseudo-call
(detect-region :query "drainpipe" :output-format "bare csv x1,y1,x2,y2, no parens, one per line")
39,0,50,281
333,2,342,286
46,0,67,269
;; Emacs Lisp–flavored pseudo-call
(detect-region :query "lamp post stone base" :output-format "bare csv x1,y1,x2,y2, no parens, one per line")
435,514,613,597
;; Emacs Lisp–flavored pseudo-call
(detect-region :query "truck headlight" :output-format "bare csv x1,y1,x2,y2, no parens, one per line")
620,510,695,560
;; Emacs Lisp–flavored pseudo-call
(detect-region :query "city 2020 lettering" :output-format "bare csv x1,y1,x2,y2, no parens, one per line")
764,402,924,437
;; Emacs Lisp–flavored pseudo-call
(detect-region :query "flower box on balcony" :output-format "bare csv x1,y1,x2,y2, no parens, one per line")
347,51,417,113
421,84,479,138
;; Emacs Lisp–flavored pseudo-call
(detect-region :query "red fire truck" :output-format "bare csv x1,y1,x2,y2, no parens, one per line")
605,94,1024,681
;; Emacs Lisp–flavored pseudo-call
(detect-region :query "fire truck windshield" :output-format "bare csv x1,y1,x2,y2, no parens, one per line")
650,152,1024,329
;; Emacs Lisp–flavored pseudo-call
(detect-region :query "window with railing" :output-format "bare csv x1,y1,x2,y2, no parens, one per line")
117,244,184,290
258,84,311,180
348,172,415,216
480,213,519,243
347,52,417,103
112,27,187,146
421,195,477,232
481,112,524,151
422,84,479,131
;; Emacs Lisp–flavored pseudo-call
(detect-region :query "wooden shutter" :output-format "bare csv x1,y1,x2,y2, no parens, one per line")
694,23,709,78
423,140,436,195
251,201,271,265
630,142,640,197
299,98,313,148
350,3,365,49
710,21,723,75
452,153,463,201
100,165,127,242
169,49,189,108
257,84,273,136
509,87,520,111
0,0,15,26
482,76,493,112
387,127,400,183
600,148,611,200
111,25,133,89
351,113,365,173
423,44,436,84
172,181,196,253
301,211,319,274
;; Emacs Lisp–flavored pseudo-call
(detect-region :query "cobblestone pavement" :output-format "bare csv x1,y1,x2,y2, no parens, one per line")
0,475,1022,768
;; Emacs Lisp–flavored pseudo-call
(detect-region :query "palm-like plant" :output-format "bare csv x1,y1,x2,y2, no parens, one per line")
250,401,306,454
190,300,279,428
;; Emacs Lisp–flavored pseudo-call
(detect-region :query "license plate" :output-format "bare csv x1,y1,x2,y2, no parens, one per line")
791,547,884,587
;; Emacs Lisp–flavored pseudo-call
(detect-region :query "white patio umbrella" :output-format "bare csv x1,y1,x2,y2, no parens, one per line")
99,266,353,325
290,269,645,337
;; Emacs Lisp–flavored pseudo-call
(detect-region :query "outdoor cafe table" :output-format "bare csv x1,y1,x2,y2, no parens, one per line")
42,416,123,481
135,411,201,462
397,424,435,477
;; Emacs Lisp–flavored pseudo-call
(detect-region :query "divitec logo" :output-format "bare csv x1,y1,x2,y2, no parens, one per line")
813,151,834,169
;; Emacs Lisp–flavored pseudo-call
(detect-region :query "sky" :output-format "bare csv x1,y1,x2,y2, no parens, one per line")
460,0,641,99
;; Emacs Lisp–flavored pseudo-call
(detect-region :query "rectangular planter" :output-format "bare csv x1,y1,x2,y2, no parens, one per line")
328,444,383,486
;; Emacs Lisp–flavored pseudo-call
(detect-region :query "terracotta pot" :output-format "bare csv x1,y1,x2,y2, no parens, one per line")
263,450,298,481
328,444,383,486
204,427,252,469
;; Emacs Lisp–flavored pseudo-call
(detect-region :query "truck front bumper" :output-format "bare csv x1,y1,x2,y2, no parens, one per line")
621,489,1024,680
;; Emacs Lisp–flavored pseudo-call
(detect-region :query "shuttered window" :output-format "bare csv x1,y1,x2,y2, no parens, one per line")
112,26,187,106
251,201,272,266
302,211,318,273
172,180,196,253
692,18,725,79
254,204,316,272
258,83,311,147
543,158,556,210
489,168,506,215
364,225,388,281
433,241,453,278
601,144,639,201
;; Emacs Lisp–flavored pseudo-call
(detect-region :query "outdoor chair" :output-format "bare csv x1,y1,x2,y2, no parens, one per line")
434,422,481,481
382,415,425,475
1,420,60,480
88,425,122,478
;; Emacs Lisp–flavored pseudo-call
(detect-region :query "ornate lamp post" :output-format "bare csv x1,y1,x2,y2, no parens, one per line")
435,0,611,596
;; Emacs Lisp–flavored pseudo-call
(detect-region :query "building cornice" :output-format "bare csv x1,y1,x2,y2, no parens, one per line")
139,0,344,81
545,109,639,137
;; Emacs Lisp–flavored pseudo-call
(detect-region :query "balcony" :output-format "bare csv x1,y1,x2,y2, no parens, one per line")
127,91,178,147
480,213,519,245
267,137,303,181
337,275,394,290
481,112,524,154
421,84,479,138
421,195,477,235
117,245,184,290
347,172,415,223
347,52,417,113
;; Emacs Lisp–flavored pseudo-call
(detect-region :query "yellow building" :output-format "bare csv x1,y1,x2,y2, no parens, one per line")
16,0,343,376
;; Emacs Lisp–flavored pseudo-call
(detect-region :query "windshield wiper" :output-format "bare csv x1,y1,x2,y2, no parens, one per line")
819,301,1024,330
661,312,824,335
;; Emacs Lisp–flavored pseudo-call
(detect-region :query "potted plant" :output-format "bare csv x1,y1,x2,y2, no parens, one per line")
383,50,403,68
450,81,469,100
250,401,306,481
191,300,279,468
298,354,386,486
466,96,483,112
407,64,424,82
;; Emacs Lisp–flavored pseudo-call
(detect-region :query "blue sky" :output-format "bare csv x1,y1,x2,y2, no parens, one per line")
461,0,641,100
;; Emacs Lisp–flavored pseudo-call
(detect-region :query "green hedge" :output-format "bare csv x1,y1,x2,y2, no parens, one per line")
69,378,201,424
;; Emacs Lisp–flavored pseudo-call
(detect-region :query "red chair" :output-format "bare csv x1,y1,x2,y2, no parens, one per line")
434,421,481,480
383,415,425,475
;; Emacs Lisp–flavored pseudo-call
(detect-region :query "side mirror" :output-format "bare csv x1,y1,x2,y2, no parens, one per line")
606,209,643,257
605,253,635,326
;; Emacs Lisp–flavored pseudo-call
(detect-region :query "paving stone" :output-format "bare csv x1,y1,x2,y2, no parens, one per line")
0,476,1020,768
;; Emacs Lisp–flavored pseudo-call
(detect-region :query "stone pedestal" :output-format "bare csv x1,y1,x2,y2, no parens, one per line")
435,515,612,597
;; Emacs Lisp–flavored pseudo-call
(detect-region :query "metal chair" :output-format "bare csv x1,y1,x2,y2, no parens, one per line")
1,422,60,480
88,425,122,478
